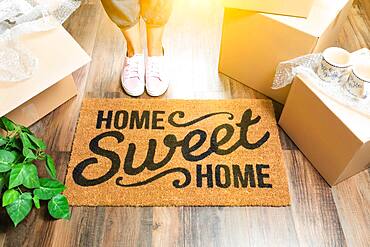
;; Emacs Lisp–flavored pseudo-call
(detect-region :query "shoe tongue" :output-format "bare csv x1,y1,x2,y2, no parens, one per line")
133,54,144,57
148,55,163,60
127,54,143,61
149,56,164,67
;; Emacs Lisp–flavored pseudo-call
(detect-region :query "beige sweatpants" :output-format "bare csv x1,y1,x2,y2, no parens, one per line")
101,0,173,30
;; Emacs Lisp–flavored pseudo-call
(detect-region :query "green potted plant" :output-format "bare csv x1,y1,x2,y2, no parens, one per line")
0,116,70,226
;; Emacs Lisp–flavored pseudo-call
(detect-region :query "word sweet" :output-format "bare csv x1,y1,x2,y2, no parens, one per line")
72,109,271,188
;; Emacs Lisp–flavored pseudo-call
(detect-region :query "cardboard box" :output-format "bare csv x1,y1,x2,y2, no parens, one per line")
219,0,353,104
5,75,76,127
279,75,370,186
0,25,90,127
222,0,315,18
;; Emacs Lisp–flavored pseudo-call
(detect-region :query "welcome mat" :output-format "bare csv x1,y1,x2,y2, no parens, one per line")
65,99,290,206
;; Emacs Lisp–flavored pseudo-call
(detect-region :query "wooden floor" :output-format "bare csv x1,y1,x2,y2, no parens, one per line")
1,0,369,246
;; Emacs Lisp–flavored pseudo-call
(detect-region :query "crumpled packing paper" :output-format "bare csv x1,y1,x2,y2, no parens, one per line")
273,49,370,116
0,0,81,82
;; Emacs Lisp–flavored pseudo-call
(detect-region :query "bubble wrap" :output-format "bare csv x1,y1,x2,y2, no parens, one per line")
272,49,370,117
0,0,81,82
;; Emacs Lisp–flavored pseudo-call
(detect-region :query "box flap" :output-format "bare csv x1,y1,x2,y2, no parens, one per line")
264,0,350,37
222,0,315,18
0,25,91,117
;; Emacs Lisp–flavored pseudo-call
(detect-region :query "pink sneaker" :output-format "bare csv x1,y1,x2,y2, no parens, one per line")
145,55,169,97
121,54,145,97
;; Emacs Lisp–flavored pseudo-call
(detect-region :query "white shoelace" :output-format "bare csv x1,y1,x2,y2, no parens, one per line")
147,60,161,80
124,58,140,79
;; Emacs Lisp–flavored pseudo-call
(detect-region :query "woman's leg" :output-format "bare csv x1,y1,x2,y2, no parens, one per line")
101,0,142,56
101,0,145,96
140,0,173,96
121,22,142,57
146,26,165,56
141,0,173,56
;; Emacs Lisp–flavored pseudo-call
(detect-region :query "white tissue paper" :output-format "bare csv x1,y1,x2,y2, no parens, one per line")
273,48,370,116
0,0,81,82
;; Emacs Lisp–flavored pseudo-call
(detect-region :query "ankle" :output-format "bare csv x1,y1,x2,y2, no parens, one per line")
126,46,143,57
148,46,164,57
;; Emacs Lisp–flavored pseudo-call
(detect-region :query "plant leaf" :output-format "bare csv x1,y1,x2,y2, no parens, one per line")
45,155,57,179
10,151,22,164
20,132,39,160
22,148,37,162
21,192,32,200
0,163,12,173
20,126,33,135
19,133,38,162
7,138,22,151
9,163,39,189
0,117,16,131
48,194,70,220
0,136,7,146
0,150,16,163
9,164,26,189
19,132,34,149
6,193,33,226
0,150,16,172
0,173,9,193
33,195,40,209
0,174,6,193
2,189,20,207
26,134,46,150
23,164,40,189
34,178,65,200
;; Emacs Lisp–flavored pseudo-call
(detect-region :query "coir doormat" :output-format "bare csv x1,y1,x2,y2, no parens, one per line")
65,99,290,206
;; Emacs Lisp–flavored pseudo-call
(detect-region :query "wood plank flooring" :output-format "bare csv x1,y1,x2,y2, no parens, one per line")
0,0,369,246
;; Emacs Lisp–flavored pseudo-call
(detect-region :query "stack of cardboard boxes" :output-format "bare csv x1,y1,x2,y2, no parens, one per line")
219,0,369,185
219,0,353,104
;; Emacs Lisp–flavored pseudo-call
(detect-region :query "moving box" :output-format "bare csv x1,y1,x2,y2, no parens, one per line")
279,75,370,185
219,0,353,104
0,26,90,127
